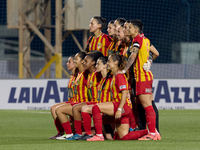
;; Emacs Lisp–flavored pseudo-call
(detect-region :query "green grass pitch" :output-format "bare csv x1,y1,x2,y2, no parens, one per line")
0,109,199,150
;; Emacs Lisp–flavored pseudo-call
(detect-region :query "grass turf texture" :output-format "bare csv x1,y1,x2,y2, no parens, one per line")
0,110,199,150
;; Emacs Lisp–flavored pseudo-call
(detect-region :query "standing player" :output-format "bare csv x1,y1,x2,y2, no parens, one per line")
49,55,77,139
124,20,161,135
67,51,103,140
119,20,160,140
107,20,118,56
113,18,126,54
85,16,112,56
87,54,148,141
116,22,131,57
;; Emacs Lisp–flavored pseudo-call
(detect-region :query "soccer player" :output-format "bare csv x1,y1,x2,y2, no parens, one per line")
80,56,114,140
119,20,160,140
137,46,161,134
114,19,129,56
85,16,112,56
107,20,118,56
123,20,161,134
49,55,77,139
55,52,88,140
67,51,103,140
124,20,161,135
87,54,148,141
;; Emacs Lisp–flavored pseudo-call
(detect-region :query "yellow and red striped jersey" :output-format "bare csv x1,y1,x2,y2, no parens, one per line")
74,70,88,103
123,41,132,59
87,33,112,56
110,74,132,107
87,70,102,102
67,75,76,102
132,34,153,82
97,75,113,103
114,40,129,59
114,40,124,55
107,38,118,56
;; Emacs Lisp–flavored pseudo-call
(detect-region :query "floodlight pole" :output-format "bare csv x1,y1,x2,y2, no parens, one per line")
55,0,62,78
19,0,24,79
44,0,52,78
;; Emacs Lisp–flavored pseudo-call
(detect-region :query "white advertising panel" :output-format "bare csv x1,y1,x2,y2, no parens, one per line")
0,79,200,110
153,79,200,109
0,79,69,110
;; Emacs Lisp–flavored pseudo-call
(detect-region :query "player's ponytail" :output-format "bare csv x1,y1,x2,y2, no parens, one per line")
118,55,127,70
111,53,129,78
94,16,107,30
111,53,127,70
85,35,94,53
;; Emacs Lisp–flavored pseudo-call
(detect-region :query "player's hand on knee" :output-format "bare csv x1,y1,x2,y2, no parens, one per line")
115,110,121,119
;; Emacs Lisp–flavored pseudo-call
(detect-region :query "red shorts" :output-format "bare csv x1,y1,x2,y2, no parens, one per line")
86,102,97,105
65,101,80,106
113,102,132,124
135,80,153,96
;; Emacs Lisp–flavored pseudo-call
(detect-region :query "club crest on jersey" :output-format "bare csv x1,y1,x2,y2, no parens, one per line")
97,43,102,49
89,81,93,87
72,81,75,87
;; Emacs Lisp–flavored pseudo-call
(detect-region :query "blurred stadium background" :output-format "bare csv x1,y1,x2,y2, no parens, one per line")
0,0,200,79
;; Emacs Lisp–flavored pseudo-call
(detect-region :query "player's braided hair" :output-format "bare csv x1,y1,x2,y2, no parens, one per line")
110,53,129,78
85,35,94,53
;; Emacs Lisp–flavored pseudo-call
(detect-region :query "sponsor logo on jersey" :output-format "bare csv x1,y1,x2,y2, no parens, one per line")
119,85,126,90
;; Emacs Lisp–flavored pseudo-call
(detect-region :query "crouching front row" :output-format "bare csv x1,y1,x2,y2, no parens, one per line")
49,51,160,141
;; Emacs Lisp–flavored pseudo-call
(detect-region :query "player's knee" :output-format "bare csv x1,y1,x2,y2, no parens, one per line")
81,106,89,113
55,107,61,115
50,105,56,113
72,105,79,113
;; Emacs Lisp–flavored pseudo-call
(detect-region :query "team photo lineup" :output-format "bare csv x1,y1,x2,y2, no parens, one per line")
49,16,161,141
